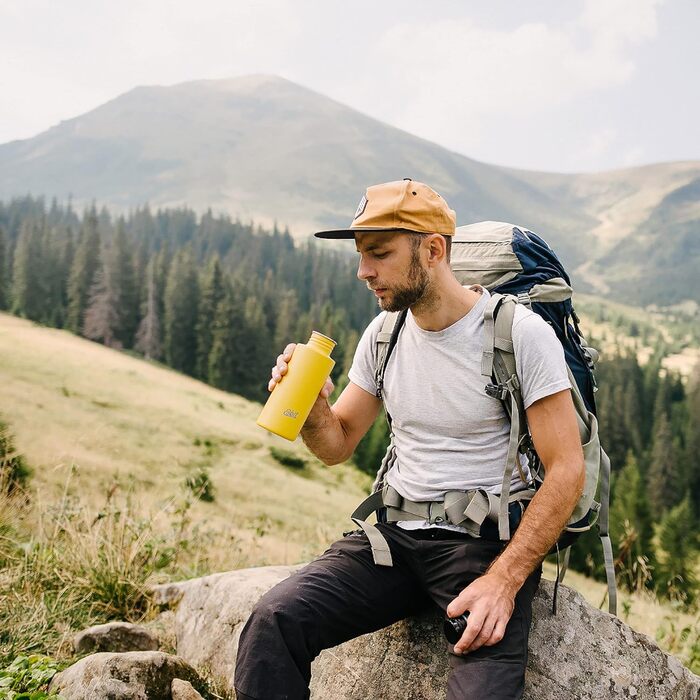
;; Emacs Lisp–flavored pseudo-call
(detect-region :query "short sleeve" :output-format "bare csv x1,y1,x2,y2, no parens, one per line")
512,308,571,409
347,312,387,396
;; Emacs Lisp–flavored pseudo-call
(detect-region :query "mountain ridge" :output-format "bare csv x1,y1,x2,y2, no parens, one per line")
1,74,698,305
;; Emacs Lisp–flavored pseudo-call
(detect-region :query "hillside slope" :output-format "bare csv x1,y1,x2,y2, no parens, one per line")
1,312,698,669
0,312,371,565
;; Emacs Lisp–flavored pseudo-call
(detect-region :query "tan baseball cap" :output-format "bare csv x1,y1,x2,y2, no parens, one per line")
314,178,456,239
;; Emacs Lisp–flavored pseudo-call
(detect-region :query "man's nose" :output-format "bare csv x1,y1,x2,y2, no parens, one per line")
357,255,374,281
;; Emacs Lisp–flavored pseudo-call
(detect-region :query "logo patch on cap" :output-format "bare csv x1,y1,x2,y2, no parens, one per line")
353,195,368,221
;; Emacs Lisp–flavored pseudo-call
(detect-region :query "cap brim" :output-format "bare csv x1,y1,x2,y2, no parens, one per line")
314,226,426,240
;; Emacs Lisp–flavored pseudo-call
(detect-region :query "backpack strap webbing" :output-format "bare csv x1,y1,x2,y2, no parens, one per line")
374,309,408,401
370,309,408,495
350,484,536,567
599,447,617,615
485,295,529,540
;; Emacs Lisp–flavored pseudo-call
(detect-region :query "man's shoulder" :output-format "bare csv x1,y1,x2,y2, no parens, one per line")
510,302,553,339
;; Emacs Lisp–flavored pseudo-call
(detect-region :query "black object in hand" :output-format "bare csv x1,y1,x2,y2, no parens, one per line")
443,613,469,644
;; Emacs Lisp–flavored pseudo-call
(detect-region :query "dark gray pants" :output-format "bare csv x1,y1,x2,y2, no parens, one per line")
235,524,541,700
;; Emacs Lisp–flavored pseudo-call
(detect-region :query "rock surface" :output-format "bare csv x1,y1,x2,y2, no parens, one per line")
171,678,204,699
154,565,700,700
73,621,159,654
49,651,202,700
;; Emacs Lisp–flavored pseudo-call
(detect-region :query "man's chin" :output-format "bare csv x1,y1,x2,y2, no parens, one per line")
378,297,407,313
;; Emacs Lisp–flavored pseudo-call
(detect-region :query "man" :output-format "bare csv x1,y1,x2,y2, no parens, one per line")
234,179,585,699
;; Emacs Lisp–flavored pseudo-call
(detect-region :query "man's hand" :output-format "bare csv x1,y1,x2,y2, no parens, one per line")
269,343,334,398
446,572,517,655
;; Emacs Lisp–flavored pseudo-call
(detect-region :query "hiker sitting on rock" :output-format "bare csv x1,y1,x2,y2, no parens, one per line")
234,179,586,700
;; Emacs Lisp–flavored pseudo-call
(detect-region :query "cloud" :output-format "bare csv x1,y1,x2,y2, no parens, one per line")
0,0,301,143
357,0,663,162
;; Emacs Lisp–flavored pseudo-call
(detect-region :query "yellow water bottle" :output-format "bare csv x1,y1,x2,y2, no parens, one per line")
257,331,336,441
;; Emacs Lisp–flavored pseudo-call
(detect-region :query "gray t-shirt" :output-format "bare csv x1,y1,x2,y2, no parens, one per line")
348,288,571,509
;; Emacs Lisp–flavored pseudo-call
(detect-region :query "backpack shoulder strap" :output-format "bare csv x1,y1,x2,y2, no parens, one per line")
370,309,407,494
484,294,530,540
374,309,408,400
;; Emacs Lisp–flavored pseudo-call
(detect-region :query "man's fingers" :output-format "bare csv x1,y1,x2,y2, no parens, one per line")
276,354,288,374
320,378,334,399
466,617,496,653
484,619,507,647
270,344,297,390
452,612,485,654
446,591,471,619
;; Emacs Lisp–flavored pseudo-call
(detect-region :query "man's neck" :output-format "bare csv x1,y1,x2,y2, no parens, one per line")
410,277,483,332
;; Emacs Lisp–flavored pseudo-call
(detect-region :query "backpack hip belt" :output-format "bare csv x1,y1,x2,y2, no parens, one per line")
350,484,536,567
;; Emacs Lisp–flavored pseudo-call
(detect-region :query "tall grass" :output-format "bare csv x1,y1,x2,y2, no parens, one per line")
0,468,248,667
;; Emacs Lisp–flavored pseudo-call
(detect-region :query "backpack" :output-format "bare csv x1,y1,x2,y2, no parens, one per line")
368,221,616,614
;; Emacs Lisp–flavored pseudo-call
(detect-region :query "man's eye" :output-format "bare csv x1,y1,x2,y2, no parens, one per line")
374,252,388,259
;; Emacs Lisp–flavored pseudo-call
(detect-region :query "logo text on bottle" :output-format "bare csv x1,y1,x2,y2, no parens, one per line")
283,409,299,419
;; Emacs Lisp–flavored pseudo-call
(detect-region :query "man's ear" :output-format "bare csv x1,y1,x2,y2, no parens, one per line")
426,234,447,266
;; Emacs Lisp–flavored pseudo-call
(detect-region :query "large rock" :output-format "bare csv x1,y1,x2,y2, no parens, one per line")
49,651,202,700
73,621,159,654
153,566,700,699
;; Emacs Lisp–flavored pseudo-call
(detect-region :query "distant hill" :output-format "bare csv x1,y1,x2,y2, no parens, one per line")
1,75,698,306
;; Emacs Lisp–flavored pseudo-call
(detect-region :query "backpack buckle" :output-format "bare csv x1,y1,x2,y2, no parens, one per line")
485,383,508,401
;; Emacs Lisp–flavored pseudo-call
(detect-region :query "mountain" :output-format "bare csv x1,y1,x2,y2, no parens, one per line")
1,75,698,305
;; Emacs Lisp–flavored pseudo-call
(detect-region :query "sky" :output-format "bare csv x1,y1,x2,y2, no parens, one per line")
1,0,698,173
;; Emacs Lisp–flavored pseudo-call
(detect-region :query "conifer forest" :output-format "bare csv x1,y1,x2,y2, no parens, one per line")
1,195,698,609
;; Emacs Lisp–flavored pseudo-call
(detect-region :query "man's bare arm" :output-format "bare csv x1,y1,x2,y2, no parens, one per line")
270,344,382,465
447,388,585,654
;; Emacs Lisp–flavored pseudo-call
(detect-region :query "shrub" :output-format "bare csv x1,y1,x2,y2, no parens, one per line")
269,447,306,470
185,468,215,502
0,654,65,698
0,418,30,494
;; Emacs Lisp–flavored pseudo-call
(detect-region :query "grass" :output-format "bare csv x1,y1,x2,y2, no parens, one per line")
0,312,372,567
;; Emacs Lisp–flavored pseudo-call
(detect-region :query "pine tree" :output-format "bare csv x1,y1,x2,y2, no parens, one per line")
273,290,300,350
83,254,121,348
163,250,199,375
42,225,71,327
685,365,700,522
111,223,139,347
0,226,8,310
134,258,162,360
66,210,100,334
208,285,245,392
655,496,698,607
195,257,224,379
11,220,45,321
610,452,654,591
240,295,272,401
646,411,681,519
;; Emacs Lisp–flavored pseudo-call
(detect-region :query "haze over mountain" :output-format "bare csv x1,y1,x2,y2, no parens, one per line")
1,75,698,306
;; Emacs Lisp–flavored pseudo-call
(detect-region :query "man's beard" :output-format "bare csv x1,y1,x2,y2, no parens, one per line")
374,249,433,312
